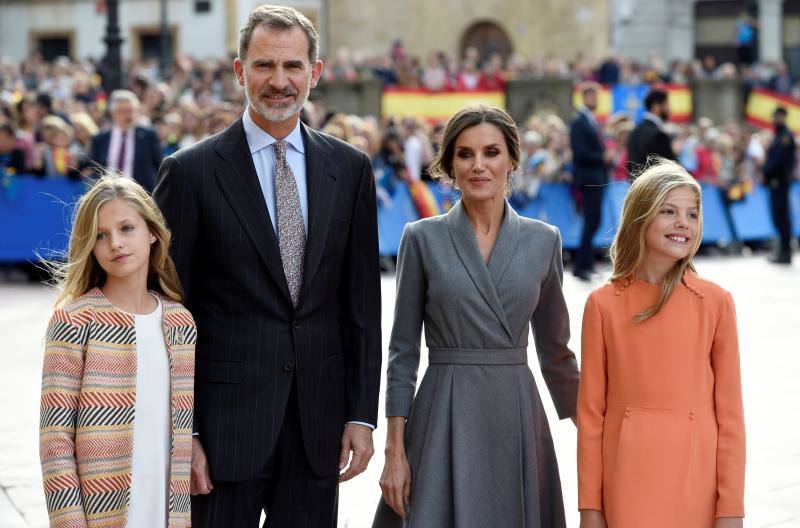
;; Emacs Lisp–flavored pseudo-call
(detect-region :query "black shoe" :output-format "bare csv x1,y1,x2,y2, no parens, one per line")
768,253,792,264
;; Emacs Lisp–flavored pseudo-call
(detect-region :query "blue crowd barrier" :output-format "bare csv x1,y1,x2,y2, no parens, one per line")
0,177,85,262
699,183,734,245
377,184,418,256
0,176,792,261
728,184,777,241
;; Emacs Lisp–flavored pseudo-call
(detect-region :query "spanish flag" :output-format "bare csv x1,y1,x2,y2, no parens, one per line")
746,88,800,132
408,180,441,218
382,87,505,121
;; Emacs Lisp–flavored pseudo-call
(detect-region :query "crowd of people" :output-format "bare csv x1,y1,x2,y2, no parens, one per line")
0,49,796,262
323,41,800,98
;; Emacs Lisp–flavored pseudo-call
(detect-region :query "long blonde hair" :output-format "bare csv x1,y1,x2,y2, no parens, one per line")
610,158,702,321
47,175,183,307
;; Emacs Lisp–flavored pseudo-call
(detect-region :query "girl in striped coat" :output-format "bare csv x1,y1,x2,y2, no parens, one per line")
40,176,196,528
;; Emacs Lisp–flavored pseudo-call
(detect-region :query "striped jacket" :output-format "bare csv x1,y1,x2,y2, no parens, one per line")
40,288,196,528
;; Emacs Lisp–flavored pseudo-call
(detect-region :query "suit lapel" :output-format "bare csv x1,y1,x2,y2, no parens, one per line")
300,124,338,301
446,201,512,339
487,203,520,289
214,119,292,304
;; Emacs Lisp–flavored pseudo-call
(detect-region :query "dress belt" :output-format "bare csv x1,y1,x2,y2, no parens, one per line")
428,347,528,365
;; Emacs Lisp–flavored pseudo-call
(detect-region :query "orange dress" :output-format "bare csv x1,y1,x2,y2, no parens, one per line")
577,273,745,527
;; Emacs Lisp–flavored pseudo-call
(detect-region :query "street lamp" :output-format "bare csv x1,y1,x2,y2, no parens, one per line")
102,0,123,92
159,0,171,81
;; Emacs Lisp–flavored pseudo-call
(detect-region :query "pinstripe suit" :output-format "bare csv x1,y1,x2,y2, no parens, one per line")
39,289,196,528
153,117,382,524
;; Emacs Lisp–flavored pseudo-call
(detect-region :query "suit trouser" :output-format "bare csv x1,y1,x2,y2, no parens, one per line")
575,185,604,273
769,181,792,254
191,378,339,528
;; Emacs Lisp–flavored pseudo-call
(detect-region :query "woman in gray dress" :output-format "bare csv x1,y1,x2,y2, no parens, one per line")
373,105,580,527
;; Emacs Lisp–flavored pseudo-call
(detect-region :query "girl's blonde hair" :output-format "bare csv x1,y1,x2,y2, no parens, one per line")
610,157,702,321
48,175,182,307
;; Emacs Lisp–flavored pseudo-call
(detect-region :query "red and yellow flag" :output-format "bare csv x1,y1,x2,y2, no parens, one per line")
382,87,505,122
746,88,800,132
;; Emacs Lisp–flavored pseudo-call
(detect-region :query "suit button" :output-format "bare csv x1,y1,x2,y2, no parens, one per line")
292,320,301,329
283,361,295,372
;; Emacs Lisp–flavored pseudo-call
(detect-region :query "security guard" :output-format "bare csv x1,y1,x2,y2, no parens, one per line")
763,106,795,264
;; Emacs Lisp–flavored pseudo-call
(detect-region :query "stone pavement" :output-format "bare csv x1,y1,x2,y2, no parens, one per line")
1,255,798,527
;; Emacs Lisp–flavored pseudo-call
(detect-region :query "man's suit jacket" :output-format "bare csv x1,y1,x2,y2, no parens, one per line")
153,118,382,480
626,118,675,176
90,126,162,192
569,111,607,187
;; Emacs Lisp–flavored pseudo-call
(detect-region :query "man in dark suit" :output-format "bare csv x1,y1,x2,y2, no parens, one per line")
153,5,381,527
90,90,162,192
569,82,608,281
626,88,676,176
763,106,795,264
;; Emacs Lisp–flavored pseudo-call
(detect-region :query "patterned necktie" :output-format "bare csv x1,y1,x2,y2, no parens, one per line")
274,140,305,306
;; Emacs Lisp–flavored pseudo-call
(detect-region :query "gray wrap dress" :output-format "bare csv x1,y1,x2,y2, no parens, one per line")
373,201,580,527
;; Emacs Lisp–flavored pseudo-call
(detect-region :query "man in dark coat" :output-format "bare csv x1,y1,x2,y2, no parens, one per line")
626,88,676,176
569,82,608,281
763,106,796,264
90,90,162,192
154,5,381,527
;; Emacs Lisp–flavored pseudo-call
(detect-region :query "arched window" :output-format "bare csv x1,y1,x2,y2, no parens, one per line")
459,21,513,64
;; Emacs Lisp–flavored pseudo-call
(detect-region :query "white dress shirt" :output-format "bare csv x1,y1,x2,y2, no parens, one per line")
241,109,375,431
107,126,135,178
242,109,308,235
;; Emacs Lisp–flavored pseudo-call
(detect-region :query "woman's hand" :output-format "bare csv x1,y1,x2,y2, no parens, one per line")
379,448,412,519
579,509,607,528
714,518,743,528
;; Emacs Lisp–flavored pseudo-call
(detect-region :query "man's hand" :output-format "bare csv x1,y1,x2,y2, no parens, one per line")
714,518,743,528
191,437,214,495
338,423,374,483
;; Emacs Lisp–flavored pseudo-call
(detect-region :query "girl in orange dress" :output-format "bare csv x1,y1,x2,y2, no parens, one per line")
577,159,745,528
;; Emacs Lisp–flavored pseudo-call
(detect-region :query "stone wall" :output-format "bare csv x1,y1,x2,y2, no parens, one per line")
327,0,608,60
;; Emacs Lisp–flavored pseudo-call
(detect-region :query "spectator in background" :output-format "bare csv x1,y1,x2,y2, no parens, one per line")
402,118,432,182
15,94,38,167
0,122,26,175
31,116,80,179
372,129,406,206
598,55,621,85
421,52,449,91
570,82,608,281
763,106,795,264
735,11,757,65
769,62,793,95
512,129,545,206
627,88,675,175
90,90,162,192
69,112,98,167
606,114,633,181
455,57,483,90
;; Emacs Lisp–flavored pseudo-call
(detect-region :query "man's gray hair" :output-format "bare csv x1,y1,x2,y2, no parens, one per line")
108,89,140,112
238,4,319,64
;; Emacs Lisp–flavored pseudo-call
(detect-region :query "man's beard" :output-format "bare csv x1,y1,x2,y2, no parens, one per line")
659,109,670,122
248,87,308,123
